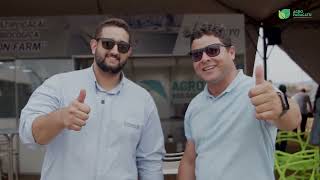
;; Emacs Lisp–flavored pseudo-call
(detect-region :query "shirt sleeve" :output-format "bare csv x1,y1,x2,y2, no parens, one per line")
184,105,192,140
19,75,62,148
136,98,165,180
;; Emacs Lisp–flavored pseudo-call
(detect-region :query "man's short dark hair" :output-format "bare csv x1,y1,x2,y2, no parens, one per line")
185,22,232,46
94,18,131,43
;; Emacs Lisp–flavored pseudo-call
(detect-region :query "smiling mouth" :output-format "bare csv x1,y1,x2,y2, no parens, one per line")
203,65,216,71
108,57,119,61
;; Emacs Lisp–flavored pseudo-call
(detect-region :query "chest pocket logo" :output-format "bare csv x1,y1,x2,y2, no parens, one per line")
124,121,141,130
122,120,142,146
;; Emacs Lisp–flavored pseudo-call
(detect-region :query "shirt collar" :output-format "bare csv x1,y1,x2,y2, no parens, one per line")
204,69,245,99
88,65,126,95
88,65,97,83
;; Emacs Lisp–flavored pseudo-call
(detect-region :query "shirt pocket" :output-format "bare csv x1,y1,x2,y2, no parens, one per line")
121,119,143,147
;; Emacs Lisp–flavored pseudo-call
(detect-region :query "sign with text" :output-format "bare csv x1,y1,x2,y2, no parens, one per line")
0,14,245,60
171,80,205,104
0,17,69,57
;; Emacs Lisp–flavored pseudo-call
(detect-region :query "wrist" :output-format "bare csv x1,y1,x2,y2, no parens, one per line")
277,92,290,118
56,108,68,128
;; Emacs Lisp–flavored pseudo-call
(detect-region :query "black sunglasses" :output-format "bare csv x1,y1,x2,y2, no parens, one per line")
96,38,131,54
189,43,231,62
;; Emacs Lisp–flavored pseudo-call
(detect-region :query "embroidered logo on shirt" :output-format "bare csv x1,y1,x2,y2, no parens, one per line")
124,121,141,129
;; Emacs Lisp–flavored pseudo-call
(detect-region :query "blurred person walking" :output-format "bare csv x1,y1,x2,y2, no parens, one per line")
293,88,313,133
310,86,320,146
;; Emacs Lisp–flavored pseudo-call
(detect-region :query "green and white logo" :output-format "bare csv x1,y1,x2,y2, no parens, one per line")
293,10,312,18
278,9,291,19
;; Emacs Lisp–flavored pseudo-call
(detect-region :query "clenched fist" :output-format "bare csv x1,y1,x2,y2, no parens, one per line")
61,89,91,131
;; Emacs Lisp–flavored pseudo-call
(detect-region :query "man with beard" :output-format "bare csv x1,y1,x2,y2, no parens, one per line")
19,18,165,180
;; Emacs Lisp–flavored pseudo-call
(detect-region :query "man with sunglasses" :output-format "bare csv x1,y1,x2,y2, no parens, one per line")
177,22,301,180
19,18,165,180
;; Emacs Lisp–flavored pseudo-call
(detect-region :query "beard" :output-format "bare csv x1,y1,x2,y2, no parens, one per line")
95,53,127,74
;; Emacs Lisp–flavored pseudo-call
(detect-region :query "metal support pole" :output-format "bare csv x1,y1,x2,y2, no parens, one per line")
262,25,268,81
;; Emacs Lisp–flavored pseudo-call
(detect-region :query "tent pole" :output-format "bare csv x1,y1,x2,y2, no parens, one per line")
262,24,268,80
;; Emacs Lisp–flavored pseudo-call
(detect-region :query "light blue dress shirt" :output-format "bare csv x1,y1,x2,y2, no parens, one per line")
19,66,165,180
184,70,277,180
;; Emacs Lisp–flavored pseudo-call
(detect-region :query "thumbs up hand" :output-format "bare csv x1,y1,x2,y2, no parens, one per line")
248,65,282,121
255,64,265,85
61,89,91,131
77,89,86,103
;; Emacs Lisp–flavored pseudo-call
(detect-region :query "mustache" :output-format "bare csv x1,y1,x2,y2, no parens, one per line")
105,53,120,61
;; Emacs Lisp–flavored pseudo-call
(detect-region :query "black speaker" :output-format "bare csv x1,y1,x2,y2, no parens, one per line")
265,27,282,45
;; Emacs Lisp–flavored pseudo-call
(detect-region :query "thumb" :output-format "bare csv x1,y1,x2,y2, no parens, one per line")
255,65,265,85
77,89,86,103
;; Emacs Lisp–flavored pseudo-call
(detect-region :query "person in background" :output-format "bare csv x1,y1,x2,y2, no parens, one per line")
310,86,320,146
19,18,165,180
293,88,313,133
177,22,301,180
165,134,176,153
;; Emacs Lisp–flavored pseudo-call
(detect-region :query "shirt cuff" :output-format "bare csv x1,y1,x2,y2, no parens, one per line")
19,113,42,149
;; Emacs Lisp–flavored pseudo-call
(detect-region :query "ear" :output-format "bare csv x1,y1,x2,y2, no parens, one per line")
90,39,98,54
228,46,236,61
127,47,133,57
